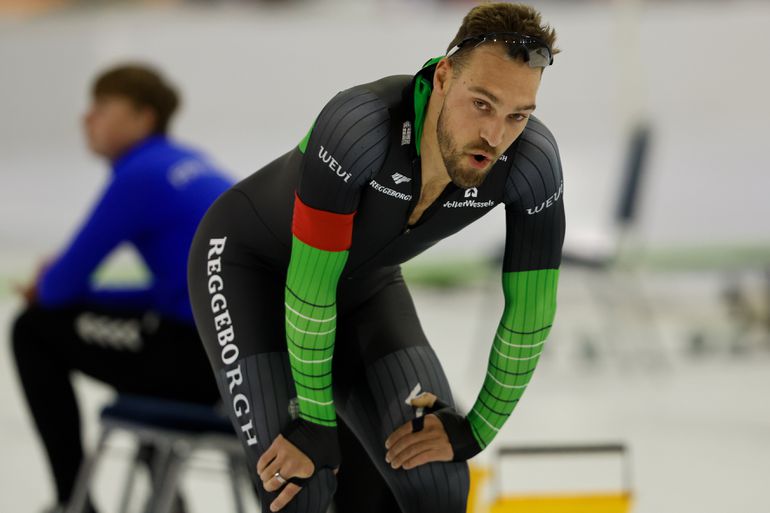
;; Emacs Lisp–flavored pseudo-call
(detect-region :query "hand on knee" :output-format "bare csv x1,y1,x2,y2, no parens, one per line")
385,413,453,470
257,431,337,512
257,434,314,489
385,391,482,468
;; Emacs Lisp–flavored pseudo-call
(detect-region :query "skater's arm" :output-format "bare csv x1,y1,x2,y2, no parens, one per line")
464,117,565,455
280,85,390,472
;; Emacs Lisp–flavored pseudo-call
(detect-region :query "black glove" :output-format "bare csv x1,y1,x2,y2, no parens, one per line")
412,397,482,462
433,408,482,461
281,417,341,481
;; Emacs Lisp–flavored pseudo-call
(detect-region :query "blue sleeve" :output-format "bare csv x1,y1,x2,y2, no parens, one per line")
37,172,146,307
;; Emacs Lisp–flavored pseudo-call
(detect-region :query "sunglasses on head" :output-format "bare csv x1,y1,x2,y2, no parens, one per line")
446,32,554,68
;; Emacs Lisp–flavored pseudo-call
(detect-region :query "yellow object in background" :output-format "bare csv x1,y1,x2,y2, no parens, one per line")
467,464,491,513
489,492,633,513
472,444,633,513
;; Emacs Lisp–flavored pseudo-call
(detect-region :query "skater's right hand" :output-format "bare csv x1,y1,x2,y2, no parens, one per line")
257,417,341,511
257,434,315,511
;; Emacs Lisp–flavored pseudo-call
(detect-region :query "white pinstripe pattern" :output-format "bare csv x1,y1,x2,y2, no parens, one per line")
288,347,334,364
470,408,500,432
485,370,530,389
285,302,336,323
495,332,547,349
286,317,336,336
492,345,542,361
297,394,335,406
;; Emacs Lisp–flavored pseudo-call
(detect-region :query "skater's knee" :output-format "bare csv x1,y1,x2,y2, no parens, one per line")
392,462,470,513
258,467,337,513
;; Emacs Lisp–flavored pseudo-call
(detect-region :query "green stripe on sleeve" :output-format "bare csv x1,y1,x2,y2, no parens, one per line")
413,56,442,156
285,235,348,426
298,119,316,154
467,269,559,447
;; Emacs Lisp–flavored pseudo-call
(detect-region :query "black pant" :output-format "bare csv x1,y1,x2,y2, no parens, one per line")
187,189,470,513
11,305,220,505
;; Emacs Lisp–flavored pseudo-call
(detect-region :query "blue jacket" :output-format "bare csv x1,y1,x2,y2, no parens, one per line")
38,135,233,323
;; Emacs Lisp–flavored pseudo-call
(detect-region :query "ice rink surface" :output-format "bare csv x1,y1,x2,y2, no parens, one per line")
1,0,769,511
2,270,770,513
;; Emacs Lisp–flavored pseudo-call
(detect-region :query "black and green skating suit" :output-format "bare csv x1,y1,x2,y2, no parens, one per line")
187,58,564,513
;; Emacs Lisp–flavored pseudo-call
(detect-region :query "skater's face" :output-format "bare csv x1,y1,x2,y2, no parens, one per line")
83,95,155,161
432,44,542,188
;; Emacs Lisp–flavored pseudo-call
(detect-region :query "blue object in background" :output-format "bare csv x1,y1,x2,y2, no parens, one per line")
38,136,233,323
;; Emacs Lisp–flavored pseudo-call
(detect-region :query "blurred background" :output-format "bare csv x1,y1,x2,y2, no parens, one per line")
1,0,768,512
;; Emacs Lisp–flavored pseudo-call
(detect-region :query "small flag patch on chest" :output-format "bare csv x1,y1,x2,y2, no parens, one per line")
401,121,412,146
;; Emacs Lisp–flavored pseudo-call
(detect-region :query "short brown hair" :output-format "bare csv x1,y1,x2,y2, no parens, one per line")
92,64,180,135
447,3,559,68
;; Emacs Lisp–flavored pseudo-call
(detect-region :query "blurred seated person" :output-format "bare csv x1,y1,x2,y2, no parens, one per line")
10,64,233,513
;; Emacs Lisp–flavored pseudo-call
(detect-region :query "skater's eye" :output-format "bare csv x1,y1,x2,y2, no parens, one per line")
473,99,490,112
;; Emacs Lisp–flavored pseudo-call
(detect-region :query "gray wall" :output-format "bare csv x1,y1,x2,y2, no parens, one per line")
1,0,768,260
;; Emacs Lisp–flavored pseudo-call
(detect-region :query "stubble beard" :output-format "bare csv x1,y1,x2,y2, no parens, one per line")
436,100,495,189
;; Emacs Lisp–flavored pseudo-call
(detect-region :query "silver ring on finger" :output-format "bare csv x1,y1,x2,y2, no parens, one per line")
274,471,287,485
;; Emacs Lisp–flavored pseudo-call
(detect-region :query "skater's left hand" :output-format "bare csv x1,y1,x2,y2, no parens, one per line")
384,393,454,470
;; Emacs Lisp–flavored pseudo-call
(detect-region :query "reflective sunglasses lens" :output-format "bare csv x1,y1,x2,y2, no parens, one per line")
448,34,553,68
526,46,552,68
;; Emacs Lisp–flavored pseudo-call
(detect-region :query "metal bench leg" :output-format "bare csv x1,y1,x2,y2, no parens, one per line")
143,441,173,513
228,455,247,513
117,444,144,513
65,428,111,513
147,444,189,513
149,442,174,492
